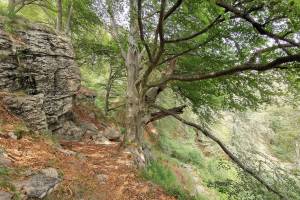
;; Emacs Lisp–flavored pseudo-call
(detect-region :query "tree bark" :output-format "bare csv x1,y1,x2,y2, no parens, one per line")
56,0,63,32
147,105,186,123
65,0,73,34
122,0,147,145
104,65,113,116
8,0,16,15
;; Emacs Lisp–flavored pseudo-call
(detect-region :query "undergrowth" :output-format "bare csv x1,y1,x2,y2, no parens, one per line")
141,160,207,200
0,167,20,199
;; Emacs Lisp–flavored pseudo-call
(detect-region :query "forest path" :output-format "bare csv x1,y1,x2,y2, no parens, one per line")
59,141,176,200
0,136,175,200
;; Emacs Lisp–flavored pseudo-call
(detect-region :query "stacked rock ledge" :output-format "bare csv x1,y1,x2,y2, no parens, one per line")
0,17,80,136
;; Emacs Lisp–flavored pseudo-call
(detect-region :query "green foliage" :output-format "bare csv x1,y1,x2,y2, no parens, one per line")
208,172,279,200
13,123,29,139
153,117,237,199
158,133,204,167
269,107,300,162
0,166,20,199
141,160,204,200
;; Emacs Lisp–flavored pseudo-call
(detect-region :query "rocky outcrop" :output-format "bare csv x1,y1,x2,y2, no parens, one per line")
0,17,80,134
0,17,119,142
2,93,48,132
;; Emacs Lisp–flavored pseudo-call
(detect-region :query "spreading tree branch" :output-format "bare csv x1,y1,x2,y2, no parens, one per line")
147,105,186,123
151,54,300,86
216,0,299,47
152,104,286,200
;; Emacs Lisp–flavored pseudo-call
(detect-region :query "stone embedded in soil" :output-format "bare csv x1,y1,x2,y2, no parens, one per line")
15,168,60,199
92,134,111,145
97,174,108,184
55,120,84,140
0,150,12,167
80,121,99,133
57,147,76,156
7,132,18,140
102,127,121,141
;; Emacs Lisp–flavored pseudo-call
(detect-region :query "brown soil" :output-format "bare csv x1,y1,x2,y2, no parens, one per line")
0,136,176,200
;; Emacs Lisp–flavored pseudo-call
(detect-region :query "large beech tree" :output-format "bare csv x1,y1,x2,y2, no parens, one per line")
95,0,300,198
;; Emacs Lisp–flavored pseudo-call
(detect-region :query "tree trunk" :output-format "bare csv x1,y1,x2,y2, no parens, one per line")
56,0,63,32
7,0,16,16
65,0,73,34
120,0,153,168
124,48,144,144
104,66,113,116
123,0,147,145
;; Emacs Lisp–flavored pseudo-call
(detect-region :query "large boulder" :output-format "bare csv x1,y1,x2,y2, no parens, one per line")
0,17,80,134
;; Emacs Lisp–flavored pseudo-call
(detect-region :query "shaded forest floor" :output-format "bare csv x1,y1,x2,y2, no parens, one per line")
0,101,175,200
0,136,176,200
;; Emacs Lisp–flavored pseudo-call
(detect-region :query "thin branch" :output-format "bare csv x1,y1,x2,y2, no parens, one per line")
108,104,126,112
107,4,127,60
248,44,296,63
163,0,184,21
65,0,73,34
165,15,222,43
137,0,153,62
152,104,286,200
151,54,300,86
147,105,186,123
153,0,166,64
158,35,215,66
143,11,159,20
216,0,300,47
142,0,166,83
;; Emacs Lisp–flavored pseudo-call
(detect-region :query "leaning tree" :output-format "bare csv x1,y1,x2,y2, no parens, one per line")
95,0,300,198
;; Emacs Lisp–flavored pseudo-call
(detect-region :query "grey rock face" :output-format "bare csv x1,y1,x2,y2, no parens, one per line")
3,94,48,132
55,120,84,140
0,18,80,134
15,168,60,199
